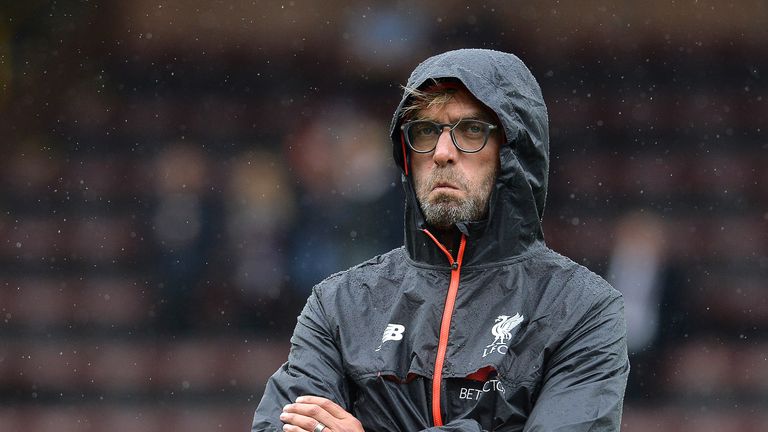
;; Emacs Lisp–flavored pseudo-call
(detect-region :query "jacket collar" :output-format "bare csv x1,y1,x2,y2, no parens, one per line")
403,146,545,268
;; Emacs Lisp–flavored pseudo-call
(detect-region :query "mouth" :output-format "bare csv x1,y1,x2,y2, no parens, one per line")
432,182,459,191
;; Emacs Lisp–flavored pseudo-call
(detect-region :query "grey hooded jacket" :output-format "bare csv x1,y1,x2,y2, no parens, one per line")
252,49,629,431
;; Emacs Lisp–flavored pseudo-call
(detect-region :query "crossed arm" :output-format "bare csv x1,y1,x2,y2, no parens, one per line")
254,284,629,431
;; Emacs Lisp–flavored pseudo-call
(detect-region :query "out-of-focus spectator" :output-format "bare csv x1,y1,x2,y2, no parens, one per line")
607,211,689,399
284,103,402,292
226,150,295,299
148,144,220,332
342,5,431,75
224,150,297,326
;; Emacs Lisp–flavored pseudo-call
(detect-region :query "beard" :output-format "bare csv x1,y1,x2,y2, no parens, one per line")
415,166,497,229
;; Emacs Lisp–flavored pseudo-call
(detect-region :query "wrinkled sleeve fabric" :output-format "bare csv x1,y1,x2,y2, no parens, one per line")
252,287,349,432
524,282,629,432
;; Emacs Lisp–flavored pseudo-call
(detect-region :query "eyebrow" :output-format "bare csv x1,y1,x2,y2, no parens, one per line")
415,112,495,123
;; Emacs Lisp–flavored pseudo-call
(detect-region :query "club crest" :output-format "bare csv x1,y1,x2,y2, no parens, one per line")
482,313,524,357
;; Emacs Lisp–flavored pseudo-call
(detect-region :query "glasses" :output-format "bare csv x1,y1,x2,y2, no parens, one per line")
401,119,498,154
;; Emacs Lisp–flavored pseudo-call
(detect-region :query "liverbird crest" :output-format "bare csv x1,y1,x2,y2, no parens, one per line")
483,313,524,357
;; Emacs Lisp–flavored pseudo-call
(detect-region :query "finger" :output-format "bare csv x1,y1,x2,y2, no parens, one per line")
280,412,330,432
295,395,350,419
283,403,338,430
280,424,310,432
283,402,333,420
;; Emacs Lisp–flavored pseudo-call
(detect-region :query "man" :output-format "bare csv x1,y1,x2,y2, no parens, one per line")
253,49,629,431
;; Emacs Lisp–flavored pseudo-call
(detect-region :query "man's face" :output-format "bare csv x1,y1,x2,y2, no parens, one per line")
410,87,501,229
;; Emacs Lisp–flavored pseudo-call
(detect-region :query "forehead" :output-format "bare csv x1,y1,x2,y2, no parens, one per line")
416,86,495,121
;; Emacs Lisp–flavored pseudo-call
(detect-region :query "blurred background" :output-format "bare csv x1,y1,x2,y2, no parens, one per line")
0,1,766,431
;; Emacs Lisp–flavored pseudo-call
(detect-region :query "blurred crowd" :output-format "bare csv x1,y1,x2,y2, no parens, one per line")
1,112,404,332
1,1,767,431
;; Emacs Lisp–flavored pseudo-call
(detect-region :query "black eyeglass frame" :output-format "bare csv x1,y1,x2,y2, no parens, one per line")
400,119,499,154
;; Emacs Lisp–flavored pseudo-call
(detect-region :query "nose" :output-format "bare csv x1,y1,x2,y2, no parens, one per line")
432,127,458,166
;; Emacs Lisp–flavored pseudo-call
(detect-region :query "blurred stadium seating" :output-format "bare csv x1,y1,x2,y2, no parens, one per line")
1,1,766,430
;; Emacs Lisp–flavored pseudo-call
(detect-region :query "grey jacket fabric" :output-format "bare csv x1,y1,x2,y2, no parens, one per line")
252,49,628,431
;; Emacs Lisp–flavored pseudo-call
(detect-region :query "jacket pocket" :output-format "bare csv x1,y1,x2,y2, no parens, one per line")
349,372,432,431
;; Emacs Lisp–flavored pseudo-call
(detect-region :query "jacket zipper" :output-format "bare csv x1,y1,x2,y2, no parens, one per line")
421,229,467,427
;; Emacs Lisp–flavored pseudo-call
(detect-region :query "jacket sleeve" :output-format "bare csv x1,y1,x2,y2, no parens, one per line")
252,287,350,432
523,287,629,432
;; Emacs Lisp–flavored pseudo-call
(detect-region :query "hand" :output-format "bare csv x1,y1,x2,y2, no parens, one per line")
280,395,364,432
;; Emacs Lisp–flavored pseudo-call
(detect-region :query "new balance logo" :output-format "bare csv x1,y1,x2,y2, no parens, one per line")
382,324,405,342
375,323,405,351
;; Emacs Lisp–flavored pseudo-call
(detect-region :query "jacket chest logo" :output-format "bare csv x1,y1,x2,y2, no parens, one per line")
482,313,524,357
375,323,405,351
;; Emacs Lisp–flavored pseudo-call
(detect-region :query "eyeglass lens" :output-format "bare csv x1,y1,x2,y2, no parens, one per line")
407,120,491,153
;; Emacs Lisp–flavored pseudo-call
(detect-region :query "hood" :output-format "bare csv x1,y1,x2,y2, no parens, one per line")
389,49,549,267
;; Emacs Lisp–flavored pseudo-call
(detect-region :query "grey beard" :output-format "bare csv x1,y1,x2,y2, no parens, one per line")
420,191,488,229
416,166,496,229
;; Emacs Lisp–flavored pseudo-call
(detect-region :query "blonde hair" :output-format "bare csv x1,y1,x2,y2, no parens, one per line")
399,81,460,120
